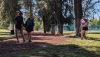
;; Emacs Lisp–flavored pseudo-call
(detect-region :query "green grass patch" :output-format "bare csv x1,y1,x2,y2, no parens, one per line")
18,43,100,57
0,29,14,38
0,29,10,32
18,31,100,57
0,30,100,57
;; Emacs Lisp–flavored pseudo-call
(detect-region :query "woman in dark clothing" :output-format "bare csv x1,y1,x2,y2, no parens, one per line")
25,15,34,43
15,11,25,44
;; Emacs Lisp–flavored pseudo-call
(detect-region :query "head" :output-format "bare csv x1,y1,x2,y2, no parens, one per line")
82,16,85,19
15,11,20,16
30,14,34,19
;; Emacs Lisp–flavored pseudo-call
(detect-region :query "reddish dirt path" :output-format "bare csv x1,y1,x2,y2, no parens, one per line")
0,32,71,56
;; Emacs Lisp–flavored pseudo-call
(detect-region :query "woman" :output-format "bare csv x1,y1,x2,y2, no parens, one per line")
25,15,34,43
15,11,25,44
80,16,88,40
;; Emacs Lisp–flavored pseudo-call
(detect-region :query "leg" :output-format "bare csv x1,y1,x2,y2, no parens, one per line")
28,32,31,42
81,30,84,40
15,28,19,43
30,32,32,40
27,32,30,42
84,30,87,38
20,29,25,43
29,32,32,42
27,32,30,39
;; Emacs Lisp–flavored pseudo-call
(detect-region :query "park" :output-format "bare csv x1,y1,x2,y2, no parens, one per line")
0,0,100,57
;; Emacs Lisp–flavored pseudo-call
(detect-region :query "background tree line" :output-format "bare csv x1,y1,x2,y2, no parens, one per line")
0,0,100,35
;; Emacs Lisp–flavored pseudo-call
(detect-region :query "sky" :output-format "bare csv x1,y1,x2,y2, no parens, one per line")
90,0,100,19
20,0,100,20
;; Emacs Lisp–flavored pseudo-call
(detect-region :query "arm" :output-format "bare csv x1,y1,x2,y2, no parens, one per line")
84,22,88,26
83,19,88,27
80,19,82,28
21,16,24,29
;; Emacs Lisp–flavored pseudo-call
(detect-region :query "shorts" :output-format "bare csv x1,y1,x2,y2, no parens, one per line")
26,26,33,32
15,25,21,30
82,27,88,30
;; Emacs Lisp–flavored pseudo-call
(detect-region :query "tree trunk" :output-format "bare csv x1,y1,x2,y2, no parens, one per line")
51,24,55,35
74,0,77,35
10,20,14,34
30,0,32,15
74,0,82,36
57,12,63,35
59,11,63,35
43,16,46,33
56,0,63,35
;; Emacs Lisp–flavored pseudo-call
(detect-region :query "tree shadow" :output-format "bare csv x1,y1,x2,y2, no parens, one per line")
25,32,62,36
67,35,100,41
0,40,53,56
17,44,100,57
85,37,100,41
0,37,15,41
0,40,100,57
66,35,80,38
31,37,52,40
0,34,54,41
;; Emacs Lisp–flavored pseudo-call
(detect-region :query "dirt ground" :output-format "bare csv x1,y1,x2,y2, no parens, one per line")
0,32,72,57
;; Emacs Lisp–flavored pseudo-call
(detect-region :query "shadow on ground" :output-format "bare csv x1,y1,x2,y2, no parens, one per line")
0,37,100,57
0,32,100,57
85,37,100,41
18,44,100,57
1,44,99,57
0,32,62,41
0,40,53,56
68,35,100,41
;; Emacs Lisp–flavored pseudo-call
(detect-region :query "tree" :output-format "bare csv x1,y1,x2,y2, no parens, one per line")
0,0,21,34
36,0,74,35
23,0,34,15
36,0,50,33
74,0,100,36
34,17,41,31
74,0,82,36
82,0,100,17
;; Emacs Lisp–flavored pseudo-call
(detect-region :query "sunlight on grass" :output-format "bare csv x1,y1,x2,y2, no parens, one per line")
16,31,100,57
18,42,100,57
87,34,100,38
0,29,10,32
0,29,14,37
64,38,100,56
0,30,100,57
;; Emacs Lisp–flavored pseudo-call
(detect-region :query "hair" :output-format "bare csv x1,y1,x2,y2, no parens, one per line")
19,11,23,16
16,11,20,13
16,11,23,16
82,16,85,17
30,14,34,17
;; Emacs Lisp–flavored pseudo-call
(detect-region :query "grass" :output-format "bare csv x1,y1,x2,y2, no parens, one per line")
0,30,100,57
18,31,100,57
18,41,100,57
0,29,14,38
